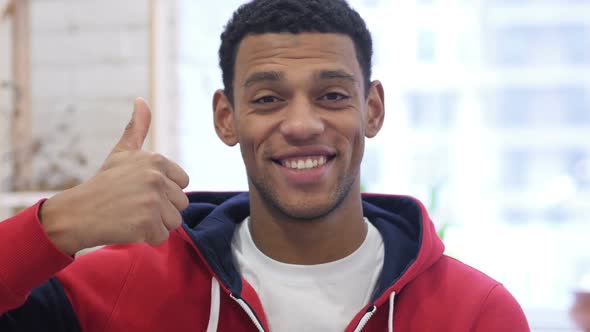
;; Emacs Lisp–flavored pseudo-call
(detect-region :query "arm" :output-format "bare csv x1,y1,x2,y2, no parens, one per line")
0,203,81,331
0,98,189,330
1,278,82,332
0,202,73,314
472,284,530,332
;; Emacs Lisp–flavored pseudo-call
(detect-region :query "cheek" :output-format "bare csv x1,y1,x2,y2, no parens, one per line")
331,114,365,148
236,115,279,162
340,118,366,165
348,132,365,165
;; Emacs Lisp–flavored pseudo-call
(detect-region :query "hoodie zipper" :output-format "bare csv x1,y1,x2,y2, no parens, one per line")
180,228,265,331
352,305,377,332
229,297,377,332
230,293,265,332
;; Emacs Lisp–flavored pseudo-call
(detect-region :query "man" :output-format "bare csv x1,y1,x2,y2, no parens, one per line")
0,0,529,331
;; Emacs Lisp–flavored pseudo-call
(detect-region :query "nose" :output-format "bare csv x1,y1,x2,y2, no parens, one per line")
279,97,324,142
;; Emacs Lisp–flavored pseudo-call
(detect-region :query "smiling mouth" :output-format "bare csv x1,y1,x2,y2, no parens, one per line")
272,155,336,170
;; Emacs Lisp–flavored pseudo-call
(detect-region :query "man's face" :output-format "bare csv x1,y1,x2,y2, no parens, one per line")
215,33,384,220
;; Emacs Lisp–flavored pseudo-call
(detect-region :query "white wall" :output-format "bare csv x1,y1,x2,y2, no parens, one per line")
0,0,152,218
28,0,151,188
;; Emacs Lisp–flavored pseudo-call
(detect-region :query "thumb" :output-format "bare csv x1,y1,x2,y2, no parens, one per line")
112,98,152,153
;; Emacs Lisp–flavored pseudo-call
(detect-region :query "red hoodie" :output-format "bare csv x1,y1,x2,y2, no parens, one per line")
0,192,529,331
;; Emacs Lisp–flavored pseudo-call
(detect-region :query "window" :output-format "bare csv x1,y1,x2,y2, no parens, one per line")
488,86,589,127
406,92,457,128
416,29,436,63
491,25,590,66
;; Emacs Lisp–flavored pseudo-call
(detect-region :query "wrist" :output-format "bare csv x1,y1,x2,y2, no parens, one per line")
39,191,84,256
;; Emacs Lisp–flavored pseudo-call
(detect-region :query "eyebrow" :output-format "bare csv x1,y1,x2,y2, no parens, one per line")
314,69,357,83
242,69,357,88
244,71,284,88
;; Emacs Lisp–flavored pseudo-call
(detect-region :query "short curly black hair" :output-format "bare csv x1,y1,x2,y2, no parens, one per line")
219,0,373,104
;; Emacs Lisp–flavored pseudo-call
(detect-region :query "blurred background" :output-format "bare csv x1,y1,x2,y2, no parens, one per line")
1,0,589,330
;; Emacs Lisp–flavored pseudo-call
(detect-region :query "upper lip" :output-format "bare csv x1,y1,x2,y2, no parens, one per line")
271,146,337,161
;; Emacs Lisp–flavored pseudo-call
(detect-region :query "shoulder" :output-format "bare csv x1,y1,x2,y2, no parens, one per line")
433,255,501,290
402,255,530,331
421,255,523,308
403,255,501,296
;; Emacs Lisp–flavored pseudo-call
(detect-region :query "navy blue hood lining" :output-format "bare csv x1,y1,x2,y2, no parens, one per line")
182,192,249,295
181,192,424,301
362,198,421,301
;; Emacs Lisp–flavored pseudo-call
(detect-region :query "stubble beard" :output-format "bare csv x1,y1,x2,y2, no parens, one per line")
249,169,359,222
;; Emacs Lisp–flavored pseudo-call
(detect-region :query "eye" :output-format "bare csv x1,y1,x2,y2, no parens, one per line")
253,95,282,104
320,92,350,102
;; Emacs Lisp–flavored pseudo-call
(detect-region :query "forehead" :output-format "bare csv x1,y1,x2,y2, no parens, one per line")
234,33,361,84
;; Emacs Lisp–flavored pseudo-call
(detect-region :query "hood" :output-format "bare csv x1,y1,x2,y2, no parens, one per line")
181,191,444,305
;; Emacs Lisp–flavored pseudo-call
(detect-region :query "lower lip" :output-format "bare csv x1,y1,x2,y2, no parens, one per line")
275,159,333,185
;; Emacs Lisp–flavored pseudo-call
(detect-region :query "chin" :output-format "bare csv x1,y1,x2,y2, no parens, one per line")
250,175,356,222
274,200,339,222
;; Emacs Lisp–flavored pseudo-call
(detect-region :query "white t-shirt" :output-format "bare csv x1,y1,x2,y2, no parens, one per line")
231,218,385,332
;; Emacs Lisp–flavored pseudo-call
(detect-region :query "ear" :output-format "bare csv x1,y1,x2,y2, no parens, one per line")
364,80,385,138
213,89,238,146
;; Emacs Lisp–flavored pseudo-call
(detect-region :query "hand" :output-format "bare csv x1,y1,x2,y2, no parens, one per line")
40,98,190,255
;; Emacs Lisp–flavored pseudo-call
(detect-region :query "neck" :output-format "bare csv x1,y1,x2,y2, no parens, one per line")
248,185,367,265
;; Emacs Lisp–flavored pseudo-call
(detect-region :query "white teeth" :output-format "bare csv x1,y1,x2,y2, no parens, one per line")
297,160,305,169
280,156,329,170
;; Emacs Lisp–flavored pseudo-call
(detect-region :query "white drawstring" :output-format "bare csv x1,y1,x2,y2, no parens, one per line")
206,277,220,332
206,277,394,332
388,291,396,332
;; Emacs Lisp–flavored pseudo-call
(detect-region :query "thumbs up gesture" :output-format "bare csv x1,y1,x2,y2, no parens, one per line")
40,99,190,256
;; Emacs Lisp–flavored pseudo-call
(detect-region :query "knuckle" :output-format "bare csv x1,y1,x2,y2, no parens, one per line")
170,213,182,229
181,174,190,189
149,153,168,166
147,228,169,245
141,192,160,208
145,170,165,188
180,195,189,210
